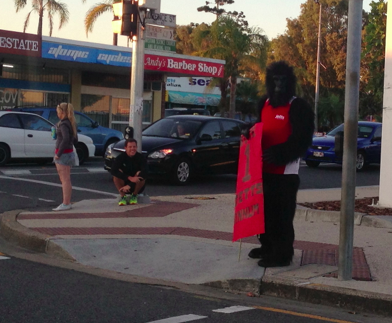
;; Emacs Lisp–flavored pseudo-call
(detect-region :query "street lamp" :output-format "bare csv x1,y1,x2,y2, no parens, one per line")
314,0,322,132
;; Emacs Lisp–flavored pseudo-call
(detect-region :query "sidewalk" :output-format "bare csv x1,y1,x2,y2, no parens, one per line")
2,185,392,316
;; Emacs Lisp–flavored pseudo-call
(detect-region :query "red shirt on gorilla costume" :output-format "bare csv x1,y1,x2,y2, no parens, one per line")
246,61,314,268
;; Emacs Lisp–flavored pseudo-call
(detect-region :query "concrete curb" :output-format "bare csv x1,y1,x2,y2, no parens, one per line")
295,207,392,228
204,277,392,317
0,210,75,261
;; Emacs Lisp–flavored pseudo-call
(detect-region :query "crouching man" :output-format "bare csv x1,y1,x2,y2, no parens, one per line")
111,138,147,206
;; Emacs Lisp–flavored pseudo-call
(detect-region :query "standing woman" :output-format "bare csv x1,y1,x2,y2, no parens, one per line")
53,102,78,211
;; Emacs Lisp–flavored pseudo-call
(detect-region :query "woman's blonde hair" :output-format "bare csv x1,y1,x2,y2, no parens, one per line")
57,102,77,138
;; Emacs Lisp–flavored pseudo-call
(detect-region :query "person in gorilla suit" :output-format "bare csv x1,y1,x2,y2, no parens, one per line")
247,61,314,267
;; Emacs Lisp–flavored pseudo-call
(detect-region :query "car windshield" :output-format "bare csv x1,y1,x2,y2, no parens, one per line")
327,124,374,138
142,118,202,139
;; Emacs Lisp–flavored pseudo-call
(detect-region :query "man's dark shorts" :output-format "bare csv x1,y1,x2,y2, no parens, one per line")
126,180,146,194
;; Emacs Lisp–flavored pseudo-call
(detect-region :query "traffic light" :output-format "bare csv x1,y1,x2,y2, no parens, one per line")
112,0,139,37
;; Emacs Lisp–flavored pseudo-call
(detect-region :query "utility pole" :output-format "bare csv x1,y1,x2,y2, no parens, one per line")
314,1,322,132
129,10,145,152
338,0,363,281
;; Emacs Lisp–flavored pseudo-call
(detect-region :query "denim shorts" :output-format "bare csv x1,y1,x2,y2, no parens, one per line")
54,152,76,166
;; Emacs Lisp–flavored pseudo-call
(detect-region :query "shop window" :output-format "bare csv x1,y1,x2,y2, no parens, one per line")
82,72,130,89
1,64,69,84
152,82,162,91
143,100,152,123
81,94,110,127
143,82,152,91
46,93,69,107
19,91,44,106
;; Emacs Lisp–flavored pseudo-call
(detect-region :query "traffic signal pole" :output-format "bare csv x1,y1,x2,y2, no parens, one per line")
338,0,362,281
129,9,145,152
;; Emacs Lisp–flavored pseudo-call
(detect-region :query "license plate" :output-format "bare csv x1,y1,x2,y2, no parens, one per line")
313,151,324,157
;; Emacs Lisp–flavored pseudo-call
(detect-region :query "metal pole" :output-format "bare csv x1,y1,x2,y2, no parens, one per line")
129,10,145,152
338,0,363,281
315,2,322,132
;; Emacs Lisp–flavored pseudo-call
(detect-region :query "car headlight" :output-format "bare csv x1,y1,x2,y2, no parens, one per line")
148,149,173,159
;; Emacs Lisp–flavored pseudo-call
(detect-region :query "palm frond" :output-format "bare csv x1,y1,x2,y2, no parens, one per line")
23,10,33,32
47,11,54,36
14,0,28,12
48,0,69,30
84,3,113,35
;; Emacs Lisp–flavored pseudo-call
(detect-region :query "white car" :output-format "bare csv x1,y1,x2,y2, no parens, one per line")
0,111,95,166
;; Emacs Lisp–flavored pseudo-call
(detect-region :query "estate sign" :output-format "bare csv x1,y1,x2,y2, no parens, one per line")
0,29,41,57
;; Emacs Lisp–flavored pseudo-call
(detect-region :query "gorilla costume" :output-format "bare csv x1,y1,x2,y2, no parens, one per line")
248,61,314,268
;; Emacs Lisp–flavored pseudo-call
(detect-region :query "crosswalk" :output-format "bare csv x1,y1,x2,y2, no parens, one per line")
0,252,10,260
146,306,254,323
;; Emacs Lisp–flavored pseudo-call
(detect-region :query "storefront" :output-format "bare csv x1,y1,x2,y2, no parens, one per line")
0,29,225,131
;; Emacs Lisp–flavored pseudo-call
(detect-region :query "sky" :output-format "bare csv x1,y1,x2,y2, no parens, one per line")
0,0,373,48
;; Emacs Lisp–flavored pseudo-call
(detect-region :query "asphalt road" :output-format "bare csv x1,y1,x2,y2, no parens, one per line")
0,157,380,213
0,246,388,323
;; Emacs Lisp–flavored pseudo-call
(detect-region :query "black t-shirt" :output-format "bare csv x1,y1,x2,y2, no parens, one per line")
111,152,147,184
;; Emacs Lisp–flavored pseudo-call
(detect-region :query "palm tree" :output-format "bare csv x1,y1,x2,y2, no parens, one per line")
84,0,121,46
197,16,268,118
14,0,69,36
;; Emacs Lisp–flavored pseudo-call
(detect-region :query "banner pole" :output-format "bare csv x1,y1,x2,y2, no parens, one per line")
238,239,242,262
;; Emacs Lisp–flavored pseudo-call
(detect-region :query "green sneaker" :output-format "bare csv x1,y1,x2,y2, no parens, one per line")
129,194,138,205
118,196,127,206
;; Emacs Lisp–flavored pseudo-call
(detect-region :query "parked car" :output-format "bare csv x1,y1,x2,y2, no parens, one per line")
13,107,123,156
0,111,95,166
303,121,382,171
104,115,245,184
164,107,211,117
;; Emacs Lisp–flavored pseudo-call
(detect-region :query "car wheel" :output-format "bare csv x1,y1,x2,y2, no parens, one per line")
103,138,119,157
172,158,192,185
0,144,10,166
356,151,367,171
306,160,320,168
75,143,89,165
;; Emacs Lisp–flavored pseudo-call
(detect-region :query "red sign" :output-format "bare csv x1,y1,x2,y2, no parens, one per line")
233,123,264,242
0,29,41,57
144,54,224,78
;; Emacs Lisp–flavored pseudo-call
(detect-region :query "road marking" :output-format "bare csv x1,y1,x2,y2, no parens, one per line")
38,198,55,202
212,305,254,313
2,170,31,175
0,252,10,260
254,306,356,323
13,194,31,199
86,168,107,173
0,175,117,197
146,315,207,323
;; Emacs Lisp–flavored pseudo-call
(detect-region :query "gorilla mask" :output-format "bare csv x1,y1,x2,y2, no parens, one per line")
266,61,297,108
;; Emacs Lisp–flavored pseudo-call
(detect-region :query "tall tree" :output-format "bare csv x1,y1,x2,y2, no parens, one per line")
84,0,120,46
196,0,248,25
195,16,267,118
268,0,352,129
14,0,69,36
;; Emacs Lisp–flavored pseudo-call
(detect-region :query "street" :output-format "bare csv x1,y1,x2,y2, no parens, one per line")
0,240,389,323
0,157,380,214
0,158,387,323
